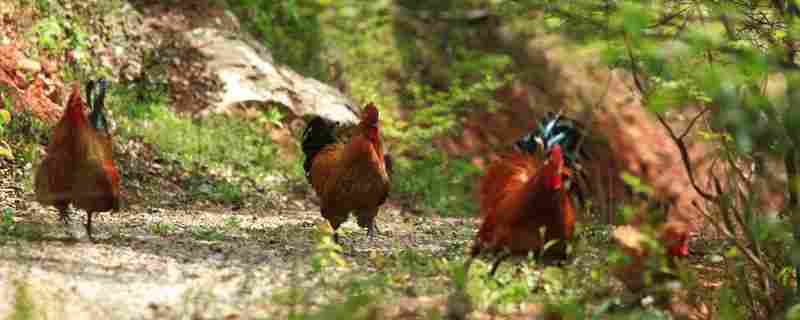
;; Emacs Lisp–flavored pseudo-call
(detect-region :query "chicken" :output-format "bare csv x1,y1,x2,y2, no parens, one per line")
466,113,588,276
515,111,589,207
611,220,690,292
35,79,121,241
302,102,390,243
469,144,576,275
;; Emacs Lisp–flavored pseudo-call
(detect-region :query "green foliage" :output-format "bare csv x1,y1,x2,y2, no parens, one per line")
223,216,242,230
0,208,40,241
186,179,245,205
391,152,480,216
189,225,226,242
0,207,16,235
401,72,509,146
110,85,280,187
149,222,176,236
0,105,12,160
226,0,328,80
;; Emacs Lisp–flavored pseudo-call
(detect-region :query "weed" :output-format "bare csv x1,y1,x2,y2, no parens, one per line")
209,182,245,205
223,216,241,230
391,152,480,216
108,85,279,204
190,225,225,242
0,207,15,234
150,222,176,236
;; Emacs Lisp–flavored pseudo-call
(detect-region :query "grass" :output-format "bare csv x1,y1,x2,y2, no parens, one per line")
105,84,295,205
391,152,481,216
110,85,280,179
0,208,43,241
223,216,242,230
259,223,686,320
149,222,176,236
189,225,226,242
8,279,38,320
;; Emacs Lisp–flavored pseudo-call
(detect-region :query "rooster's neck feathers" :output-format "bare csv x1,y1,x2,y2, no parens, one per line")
515,112,587,168
65,83,88,125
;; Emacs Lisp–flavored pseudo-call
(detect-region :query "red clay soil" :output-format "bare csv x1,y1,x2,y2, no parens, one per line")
435,76,786,235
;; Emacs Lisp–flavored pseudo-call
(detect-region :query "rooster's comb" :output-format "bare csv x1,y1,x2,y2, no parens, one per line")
65,82,86,122
548,144,563,160
362,102,379,125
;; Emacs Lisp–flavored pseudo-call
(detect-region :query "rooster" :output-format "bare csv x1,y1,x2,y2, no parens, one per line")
35,79,121,241
515,111,589,207
466,113,588,276
302,103,390,243
611,220,690,292
468,145,576,276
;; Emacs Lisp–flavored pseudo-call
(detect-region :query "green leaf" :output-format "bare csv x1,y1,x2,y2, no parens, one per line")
647,83,688,114
616,2,652,36
0,143,12,160
0,110,9,126
620,172,654,195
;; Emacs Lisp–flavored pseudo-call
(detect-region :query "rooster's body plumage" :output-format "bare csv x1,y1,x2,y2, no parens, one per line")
471,145,576,275
35,80,120,241
302,103,390,243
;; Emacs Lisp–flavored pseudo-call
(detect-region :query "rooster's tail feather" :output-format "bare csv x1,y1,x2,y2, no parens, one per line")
301,116,339,179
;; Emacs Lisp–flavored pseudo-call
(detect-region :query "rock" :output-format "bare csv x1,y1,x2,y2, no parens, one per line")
176,27,359,125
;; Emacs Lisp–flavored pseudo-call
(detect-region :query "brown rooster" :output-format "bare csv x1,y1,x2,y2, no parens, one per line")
468,144,577,276
466,113,588,276
35,79,120,241
611,220,690,292
302,103,390,243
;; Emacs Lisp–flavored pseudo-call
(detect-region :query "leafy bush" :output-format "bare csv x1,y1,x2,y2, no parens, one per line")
391,151,480,216
520,0,800,318
110,85,279,181
226,0,328,80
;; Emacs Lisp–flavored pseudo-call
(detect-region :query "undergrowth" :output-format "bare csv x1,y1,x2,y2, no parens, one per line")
391,152,480,216
107,84,290,204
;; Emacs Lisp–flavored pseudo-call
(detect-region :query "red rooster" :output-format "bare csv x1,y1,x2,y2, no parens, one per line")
35,79,121,241
466,113,588,276
301,103,390,243
469,144,576,275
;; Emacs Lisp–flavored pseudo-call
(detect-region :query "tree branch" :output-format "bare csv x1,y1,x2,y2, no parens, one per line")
655,111,718,201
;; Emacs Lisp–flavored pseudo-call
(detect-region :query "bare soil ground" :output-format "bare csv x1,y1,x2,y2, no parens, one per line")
0,155,479,319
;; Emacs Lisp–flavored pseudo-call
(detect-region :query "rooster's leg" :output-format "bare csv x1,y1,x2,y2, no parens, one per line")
489,252,511,277
57,206,71,225
330,219,343,245
57,206,74,238
357,208,379,240
85,211,95,242
367,223,379,240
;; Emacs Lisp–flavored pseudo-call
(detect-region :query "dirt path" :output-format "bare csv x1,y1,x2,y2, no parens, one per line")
0,158,477,319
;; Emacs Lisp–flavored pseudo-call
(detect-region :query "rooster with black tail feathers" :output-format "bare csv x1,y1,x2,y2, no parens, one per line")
515,111,590,207
466,111,589,276
301,103,393,244
35,79,120,241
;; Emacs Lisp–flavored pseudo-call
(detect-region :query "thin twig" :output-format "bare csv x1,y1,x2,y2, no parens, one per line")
678,108,710,140
623,33,648,95
691,200,775,291
655,112,718,201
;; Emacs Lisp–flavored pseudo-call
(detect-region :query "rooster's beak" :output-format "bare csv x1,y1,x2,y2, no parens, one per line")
535,137,544,154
